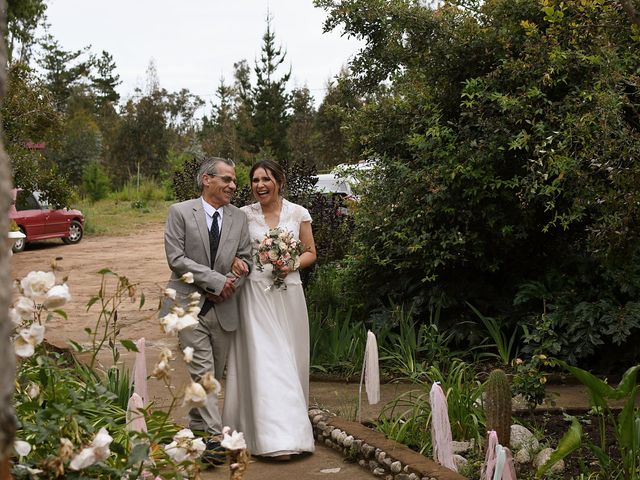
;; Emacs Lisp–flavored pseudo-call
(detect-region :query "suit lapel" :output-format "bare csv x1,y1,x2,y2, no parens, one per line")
216,205,234,262
191,200,212,265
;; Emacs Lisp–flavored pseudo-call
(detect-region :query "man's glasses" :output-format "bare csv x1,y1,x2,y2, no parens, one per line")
207,173,237,185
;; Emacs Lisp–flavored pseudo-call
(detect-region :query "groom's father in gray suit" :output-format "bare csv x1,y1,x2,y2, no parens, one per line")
161,157,251,452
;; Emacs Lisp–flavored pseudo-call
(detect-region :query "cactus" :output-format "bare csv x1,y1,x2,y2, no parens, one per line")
484,368,512,447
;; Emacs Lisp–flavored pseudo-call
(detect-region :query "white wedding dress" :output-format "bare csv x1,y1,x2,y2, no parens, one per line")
223,199,315,456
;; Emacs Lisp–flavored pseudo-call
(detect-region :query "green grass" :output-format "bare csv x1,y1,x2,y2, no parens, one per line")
76,198,171,236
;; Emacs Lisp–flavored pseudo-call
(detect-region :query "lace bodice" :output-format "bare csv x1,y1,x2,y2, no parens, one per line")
241,199,312,249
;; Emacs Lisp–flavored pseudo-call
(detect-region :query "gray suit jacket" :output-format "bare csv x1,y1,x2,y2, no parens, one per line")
161,198,252,331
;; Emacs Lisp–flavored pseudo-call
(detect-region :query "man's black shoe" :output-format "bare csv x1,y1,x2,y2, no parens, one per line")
201,439,226,467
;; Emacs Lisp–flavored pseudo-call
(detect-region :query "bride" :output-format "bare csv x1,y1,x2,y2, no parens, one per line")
223,159,317,459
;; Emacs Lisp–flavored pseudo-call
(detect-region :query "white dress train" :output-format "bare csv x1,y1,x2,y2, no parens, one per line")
223,199,315,456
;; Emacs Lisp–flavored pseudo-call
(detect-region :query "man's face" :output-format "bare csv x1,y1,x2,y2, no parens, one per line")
203,163,237,208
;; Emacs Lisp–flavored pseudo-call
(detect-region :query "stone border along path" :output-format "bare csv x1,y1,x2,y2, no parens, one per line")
309,408,467,480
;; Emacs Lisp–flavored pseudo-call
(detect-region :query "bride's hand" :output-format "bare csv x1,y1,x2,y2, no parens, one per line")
232,257,249,277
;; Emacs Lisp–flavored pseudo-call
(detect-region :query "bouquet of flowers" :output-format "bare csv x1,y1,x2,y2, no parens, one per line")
255,227,305,290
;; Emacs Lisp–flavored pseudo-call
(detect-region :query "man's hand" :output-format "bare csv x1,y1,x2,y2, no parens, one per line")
220,277,237,300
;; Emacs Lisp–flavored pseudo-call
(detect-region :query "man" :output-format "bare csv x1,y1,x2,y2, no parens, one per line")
161,157,251,464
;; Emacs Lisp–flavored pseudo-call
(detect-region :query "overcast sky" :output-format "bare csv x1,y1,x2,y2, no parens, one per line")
44,0,362,110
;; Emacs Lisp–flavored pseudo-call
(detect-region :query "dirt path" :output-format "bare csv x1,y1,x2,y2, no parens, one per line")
10,224,383,479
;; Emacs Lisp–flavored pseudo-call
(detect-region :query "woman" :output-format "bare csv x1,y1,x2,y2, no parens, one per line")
223,159,317,459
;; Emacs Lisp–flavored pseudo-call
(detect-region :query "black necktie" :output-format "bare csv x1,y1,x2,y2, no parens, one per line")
209,211,220,268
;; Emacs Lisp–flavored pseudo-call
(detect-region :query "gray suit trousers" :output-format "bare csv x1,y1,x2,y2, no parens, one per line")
178,304,231,436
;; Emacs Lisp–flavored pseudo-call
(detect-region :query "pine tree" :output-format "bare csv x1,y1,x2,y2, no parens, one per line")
248,15,291,161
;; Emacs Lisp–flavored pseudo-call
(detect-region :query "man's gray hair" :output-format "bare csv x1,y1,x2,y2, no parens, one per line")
197,157,235,191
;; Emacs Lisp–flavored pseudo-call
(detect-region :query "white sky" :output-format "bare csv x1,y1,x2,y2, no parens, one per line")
44,0,362,110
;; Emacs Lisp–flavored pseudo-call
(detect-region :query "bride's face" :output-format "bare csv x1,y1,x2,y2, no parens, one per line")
251,167,280,205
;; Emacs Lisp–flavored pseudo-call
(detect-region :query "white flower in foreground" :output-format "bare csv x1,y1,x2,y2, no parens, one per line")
14,324,46,358
221,429,247,451
59,438,74,460
164,429,206,463
182,347,194,363
26,383,40,399
9,308,22,328
164,288,177,300
171,306,185,317
152,349,173,380
201,372,221,396
14,440,31,457
44,283,71,309
21,271,56,303
188,291,201,302
182,381,207,408
176,313,198,331
180,272,194,284
14,296,36,320
160,313,180,335
69,427,112,471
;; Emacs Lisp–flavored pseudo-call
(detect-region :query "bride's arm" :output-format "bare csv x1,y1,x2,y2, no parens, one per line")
298,221,317,269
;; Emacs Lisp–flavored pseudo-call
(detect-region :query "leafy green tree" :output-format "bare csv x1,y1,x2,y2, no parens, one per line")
4,0,47,64
49,109,103,185
287,87,320,172
317,0,640,366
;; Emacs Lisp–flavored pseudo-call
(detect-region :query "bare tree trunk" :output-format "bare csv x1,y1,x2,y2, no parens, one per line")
0,1,17,479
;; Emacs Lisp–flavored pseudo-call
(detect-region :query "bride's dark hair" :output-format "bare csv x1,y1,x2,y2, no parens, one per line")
249,159,286,195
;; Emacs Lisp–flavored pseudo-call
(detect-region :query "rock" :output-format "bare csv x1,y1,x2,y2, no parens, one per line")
390,461,402,473
510,424,539,452
515,447,531,464
451,439,474,454
358,459,366,467
395,475,411,480
343,435,354,448
453,454,468,471
408,474,419,480
376,450,386,463
372,467,385,476
533,447,565,474
313,414,324,424
317,421,327,429
362,444,375,459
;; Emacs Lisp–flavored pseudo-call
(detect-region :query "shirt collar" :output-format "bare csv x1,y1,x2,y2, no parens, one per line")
201,197,224,220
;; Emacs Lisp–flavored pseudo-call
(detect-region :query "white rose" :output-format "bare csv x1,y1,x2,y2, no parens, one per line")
182,347,194,363
9,308,22,327
176,313,198,331
14,440,31,457
160,313,180,335
14,296,36,320
221,430,247,451
201,372,221,395
44,284,71,309
20,271,56,303
14,324,46,358
164,288,177,300
182,381,207,408
26,382,40,399
180,272,194,284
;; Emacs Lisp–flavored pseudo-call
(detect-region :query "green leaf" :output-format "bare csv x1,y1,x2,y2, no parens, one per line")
615,365,640,397
86,296,99,310
67,339,85,352
536,417,582,477
97,268,116,275
139,291,145,309
53,309,67,320
616,385,638,451
120,339,139,352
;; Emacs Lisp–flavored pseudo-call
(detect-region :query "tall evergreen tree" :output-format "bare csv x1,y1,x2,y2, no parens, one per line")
90,50,121,108
38,37,91,112
248,16,291,161
4,0,47,64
